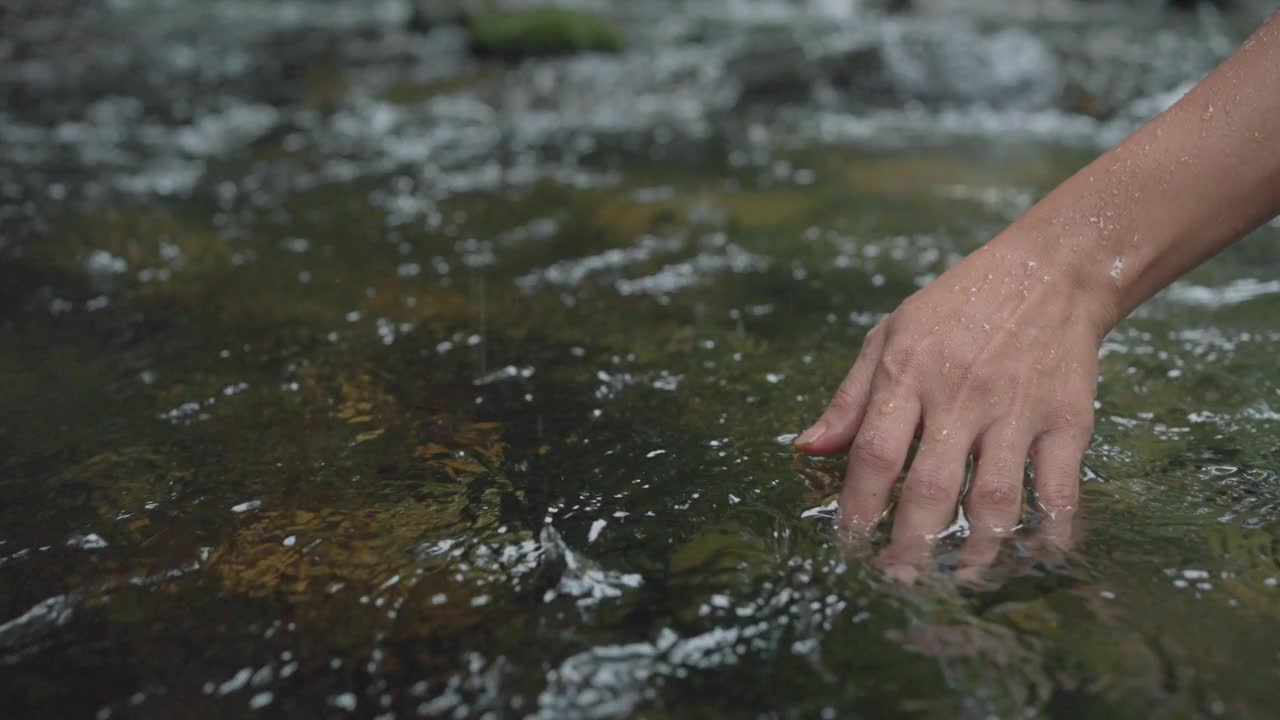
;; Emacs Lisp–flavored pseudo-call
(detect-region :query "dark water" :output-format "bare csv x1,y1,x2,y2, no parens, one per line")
2,2,1279,718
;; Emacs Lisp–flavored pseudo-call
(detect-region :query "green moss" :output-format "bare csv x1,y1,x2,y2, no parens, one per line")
468,9,623,59
378,69,501,105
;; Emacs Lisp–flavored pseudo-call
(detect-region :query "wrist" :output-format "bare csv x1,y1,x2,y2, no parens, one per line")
985,217,1124,345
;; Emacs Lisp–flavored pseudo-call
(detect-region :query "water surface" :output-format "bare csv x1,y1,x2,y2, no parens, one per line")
2,2,1279,718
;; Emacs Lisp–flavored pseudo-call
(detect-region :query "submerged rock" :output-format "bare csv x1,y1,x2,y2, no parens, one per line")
468,8,624,59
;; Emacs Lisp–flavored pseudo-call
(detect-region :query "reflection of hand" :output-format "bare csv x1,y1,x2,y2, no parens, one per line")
795,235,1106,575
948,496,1079,588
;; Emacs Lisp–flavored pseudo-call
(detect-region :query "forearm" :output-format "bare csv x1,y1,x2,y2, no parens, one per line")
1002,13,1280,334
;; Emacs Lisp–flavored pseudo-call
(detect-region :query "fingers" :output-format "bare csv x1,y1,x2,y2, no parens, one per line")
952,530,1004,588
887,419,973,550
860,422,1087,586
1027,493,1080,570
874,425,1085,587
795,328,886,456
835,389,919,536
954,425,1032,582
1029,427,1088,521
954,507,1081,589
964,424,1032,534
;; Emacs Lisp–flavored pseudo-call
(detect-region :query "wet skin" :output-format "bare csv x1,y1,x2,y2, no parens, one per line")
798,12,1280,580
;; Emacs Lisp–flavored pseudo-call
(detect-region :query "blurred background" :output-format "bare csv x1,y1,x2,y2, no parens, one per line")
2,0,1275,193
4,2,1280,719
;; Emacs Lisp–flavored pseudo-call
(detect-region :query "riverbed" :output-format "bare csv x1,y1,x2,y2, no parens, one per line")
2,1,1279,717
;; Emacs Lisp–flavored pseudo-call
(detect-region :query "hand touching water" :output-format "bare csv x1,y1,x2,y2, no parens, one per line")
795,237,1103,570
795,13,1280,576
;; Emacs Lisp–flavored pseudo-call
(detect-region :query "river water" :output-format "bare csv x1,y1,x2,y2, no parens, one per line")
2,1,1279,717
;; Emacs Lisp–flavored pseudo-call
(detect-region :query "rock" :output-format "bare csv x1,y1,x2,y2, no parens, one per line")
877,22,1064,109
816,38,896,105
467,8,624,59
1052,23,1226,119
893,0,1079,19
728,21,1062,111
728,32,819,106
407,0,470,33
727,27,893,109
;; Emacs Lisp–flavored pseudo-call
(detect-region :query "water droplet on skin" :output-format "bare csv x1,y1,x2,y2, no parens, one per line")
1110,256,1125,279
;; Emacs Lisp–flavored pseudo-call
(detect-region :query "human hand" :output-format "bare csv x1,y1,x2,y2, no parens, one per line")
795,234,1108,577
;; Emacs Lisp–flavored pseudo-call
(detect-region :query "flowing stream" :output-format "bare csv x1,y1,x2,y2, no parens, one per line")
2,1,1279,717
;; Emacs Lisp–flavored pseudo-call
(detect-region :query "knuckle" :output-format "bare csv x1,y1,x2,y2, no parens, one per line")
942,361,991,402
1073,407,1097,432
969,478,1022,510
1065,427,1094,454
1043,402,1095,436
878,344,919,385
850,433,901,474
900,473,954,509
950,359,976,386
964,367,997,396
1035,482,1079,511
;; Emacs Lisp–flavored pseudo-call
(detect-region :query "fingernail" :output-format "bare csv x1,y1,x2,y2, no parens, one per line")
795,423,826,446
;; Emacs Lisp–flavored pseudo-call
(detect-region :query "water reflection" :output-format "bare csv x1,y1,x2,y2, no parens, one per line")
2,0,1280,718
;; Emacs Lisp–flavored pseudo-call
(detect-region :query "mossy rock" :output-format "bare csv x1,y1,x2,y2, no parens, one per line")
468,9,623,59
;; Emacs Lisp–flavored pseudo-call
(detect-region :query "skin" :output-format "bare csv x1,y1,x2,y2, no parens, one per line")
796,12,1280,579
